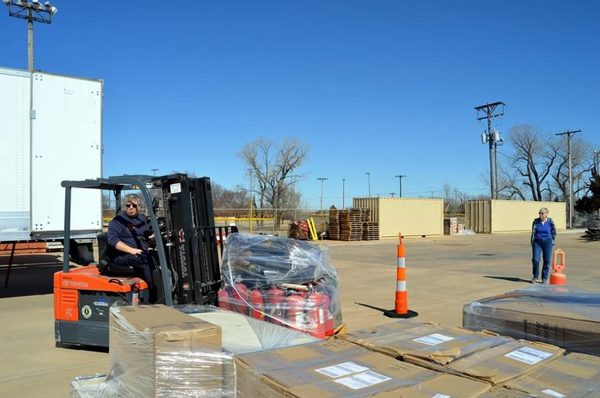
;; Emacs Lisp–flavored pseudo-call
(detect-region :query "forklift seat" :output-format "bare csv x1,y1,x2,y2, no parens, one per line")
96,233,137,276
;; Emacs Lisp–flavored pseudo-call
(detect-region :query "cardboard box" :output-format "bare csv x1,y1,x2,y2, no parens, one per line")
503,352,600,397
447,340,564,385
235,339,491,397
109,305,226,397
463,286,600,355
339,320,511,366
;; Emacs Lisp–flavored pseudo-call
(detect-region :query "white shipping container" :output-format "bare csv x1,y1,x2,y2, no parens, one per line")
0,67,103,242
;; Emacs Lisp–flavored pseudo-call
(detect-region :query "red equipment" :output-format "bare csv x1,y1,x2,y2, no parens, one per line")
285,293,306,331
550,249,567,285
266,286,285,325
306,290,326,338
232,282,248,315
217,288,232,311
248,289,266,320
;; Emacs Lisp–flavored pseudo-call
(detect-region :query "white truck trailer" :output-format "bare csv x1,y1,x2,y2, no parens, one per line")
0,66,103,251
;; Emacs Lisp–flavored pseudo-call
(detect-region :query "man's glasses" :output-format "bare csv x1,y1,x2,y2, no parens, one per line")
126,203,138,209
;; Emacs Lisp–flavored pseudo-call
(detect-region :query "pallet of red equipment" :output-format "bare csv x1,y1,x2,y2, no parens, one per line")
217,281,339,339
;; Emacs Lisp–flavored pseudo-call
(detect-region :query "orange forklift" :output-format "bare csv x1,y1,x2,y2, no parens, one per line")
54,174,233,348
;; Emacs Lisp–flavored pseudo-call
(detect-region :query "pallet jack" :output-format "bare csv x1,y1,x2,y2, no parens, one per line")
54,174,233,348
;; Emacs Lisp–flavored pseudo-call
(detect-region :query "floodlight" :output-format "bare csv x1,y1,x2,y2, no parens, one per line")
2,0,10,6
49,5,56,14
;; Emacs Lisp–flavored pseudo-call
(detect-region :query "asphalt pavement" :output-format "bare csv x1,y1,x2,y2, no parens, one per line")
0,230,596,397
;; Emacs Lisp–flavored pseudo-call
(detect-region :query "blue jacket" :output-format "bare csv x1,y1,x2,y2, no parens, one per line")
107,212,151,253
531,217,556,244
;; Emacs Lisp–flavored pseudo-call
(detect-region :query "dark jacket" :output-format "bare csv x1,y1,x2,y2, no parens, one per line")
531,217,556,245
107,212,151,254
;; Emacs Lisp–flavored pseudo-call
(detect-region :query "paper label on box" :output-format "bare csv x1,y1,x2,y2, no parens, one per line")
432,395,451,398
505,347,553,365
170,183,182,194
315,362,369,378
334,371,391,390
542,389,565,398
413,333,455,346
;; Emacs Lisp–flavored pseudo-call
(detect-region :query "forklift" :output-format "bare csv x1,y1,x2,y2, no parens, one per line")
54,173,234,348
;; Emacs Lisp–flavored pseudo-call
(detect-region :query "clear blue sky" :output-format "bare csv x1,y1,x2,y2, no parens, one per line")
2,1,599,209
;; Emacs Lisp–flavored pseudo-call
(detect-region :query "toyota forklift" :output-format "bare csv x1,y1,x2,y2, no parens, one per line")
54,173,234,348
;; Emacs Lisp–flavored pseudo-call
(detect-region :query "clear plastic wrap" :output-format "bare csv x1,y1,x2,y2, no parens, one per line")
503,352,600,397
339,320,512,366
72,305,235,397
218,233,342,338
179,304,319,354
235,339,492,397
70,304,319,398
463,285,600,355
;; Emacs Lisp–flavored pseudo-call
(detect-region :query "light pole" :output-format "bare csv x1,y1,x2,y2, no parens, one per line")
151,168,159,176
556,130,581,229
594,150,600,176
317,177,328,212
395,175,406,198
342,178,346,209
366,172,371,197
3,0,58,73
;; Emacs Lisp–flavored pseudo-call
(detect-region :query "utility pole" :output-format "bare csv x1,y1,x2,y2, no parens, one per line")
366,172,371,197
151,168,159,176
556,130,581,229
395,175,406,198
317,177,328,212
593,150,600,176
342,178,346,209
475,102,505,199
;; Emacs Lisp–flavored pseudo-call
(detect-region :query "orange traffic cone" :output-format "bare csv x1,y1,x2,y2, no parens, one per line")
385,233,418,319
549,249,567,285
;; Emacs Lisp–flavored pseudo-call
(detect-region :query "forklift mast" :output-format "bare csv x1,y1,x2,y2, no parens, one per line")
155,174,221,305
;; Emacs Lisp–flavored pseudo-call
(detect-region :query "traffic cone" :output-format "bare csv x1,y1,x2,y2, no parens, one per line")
549,249,567,285
385,233,418,318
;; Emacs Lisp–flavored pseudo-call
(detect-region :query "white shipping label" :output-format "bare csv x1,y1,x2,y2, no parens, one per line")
334,371,391,390
170,183,182,194
315,362,369,378
542,389,566,398
413,333,455,346
432,395,451,398
505,347,553,365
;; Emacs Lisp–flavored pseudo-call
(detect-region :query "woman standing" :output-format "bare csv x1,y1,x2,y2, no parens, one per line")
530,207,556,284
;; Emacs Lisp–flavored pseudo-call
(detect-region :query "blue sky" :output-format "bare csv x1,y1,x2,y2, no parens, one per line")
2,1,599,208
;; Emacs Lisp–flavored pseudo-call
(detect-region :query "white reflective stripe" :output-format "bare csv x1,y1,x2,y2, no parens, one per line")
396,281,406,291
397,258,405,267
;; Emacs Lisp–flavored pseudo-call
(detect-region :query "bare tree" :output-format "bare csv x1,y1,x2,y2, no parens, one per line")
551,135,592,201
500,125,557,201
238,138,308,227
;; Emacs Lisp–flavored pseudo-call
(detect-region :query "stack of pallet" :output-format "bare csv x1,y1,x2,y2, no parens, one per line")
339,209,363,241
362,222,379,240
327,209,340,240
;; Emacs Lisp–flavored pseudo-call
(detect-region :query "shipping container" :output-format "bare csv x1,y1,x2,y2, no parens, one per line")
0,66,103,243
352,197,444,238
465,200,566,233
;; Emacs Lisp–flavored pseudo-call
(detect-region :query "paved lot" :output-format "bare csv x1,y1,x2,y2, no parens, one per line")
0,231,597,397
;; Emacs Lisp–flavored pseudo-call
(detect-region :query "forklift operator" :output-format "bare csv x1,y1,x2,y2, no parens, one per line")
107,193,153,288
